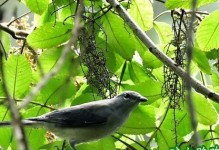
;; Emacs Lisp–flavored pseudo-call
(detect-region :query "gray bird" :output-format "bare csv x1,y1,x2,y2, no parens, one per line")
0,91,147,149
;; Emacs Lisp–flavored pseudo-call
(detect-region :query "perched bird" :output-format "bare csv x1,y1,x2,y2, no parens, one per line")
0,91,147,149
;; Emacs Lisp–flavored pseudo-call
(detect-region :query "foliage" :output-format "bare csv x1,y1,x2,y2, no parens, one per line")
0,0,219,149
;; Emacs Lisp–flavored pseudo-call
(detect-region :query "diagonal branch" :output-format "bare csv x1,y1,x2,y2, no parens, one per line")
106,0,219,103
0,22,29,39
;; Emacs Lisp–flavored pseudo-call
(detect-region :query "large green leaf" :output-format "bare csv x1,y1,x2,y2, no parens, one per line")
196,10,219,51
122,80,162,104
4,55,32,98
33,46,79,81
155,129,179,149
102,12,135,60
27,22,72,48
161,108,192,137
119,105,156,134
76,137,115,150
128,61,151,83
0,106,12,150
165,0,216,9
24,0,49,15
154,21,173,44
211,71,219,87
71,84,101,106
0,31,11,58
192,48,211,74
36,77,76,105
192,93,218,125
128,0,153,31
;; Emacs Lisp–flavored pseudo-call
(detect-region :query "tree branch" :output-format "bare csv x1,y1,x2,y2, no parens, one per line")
106,0,219,103
0,22,29,39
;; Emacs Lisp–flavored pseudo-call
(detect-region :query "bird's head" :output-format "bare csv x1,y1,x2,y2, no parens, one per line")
116,91,147,104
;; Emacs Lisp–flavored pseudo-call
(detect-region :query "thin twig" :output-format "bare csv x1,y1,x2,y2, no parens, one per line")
0,98,56,110
154,10,171,21
0,40,7,59
0,0,9,7
7,11,31,27
19,0,85,109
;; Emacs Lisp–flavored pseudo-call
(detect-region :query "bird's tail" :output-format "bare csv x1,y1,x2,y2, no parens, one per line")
0,119,39,127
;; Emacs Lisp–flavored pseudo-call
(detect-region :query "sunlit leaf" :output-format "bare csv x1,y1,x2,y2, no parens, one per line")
192,48,211,74
128,0,153,31
119,105,156,134
27,22,72,48
102,12,135,60
4,55,32,98
192,93,218,125
196,10,219,51
24,0,49,15
165,0,216,9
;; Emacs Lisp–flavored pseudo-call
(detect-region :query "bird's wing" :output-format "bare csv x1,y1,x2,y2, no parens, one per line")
28,102,113,128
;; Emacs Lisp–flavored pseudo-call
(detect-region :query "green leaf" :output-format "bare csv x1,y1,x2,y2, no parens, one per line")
154,21,173,44
71,84,101,106
161,108,192,137
136,43,169,69
196,10,219,51
192,48,211,74
155,129,177,149
102,12,135,60
119,105,156,134
0,31,11,58
24,0,49,15
0,106,12,150
211,71,219,87
76,137,115,150
128,61,151,83
206,49,219,59
122,80,162,104
141,50,163,69
192,93,218,125
35,47,61,74
0,128,12,149
36,77,76,105
27,22,72,48
34,3,56,26
4,55,32,98
128,0,153,31
165,0,216,9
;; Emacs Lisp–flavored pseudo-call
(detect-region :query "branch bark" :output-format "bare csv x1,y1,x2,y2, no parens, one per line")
0,22,29,40
106,0,219,103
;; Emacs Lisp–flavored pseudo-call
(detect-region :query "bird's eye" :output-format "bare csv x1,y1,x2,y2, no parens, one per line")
124,93,130,98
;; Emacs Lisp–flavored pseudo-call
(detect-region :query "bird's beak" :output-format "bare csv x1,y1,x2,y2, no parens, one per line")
139,97,148,102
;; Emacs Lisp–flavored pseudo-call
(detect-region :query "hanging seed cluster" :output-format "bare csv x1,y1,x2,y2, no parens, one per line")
79,30,118,99
162,10,187,109
162,9,207,109
162,9,207,145
78,2,118,99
